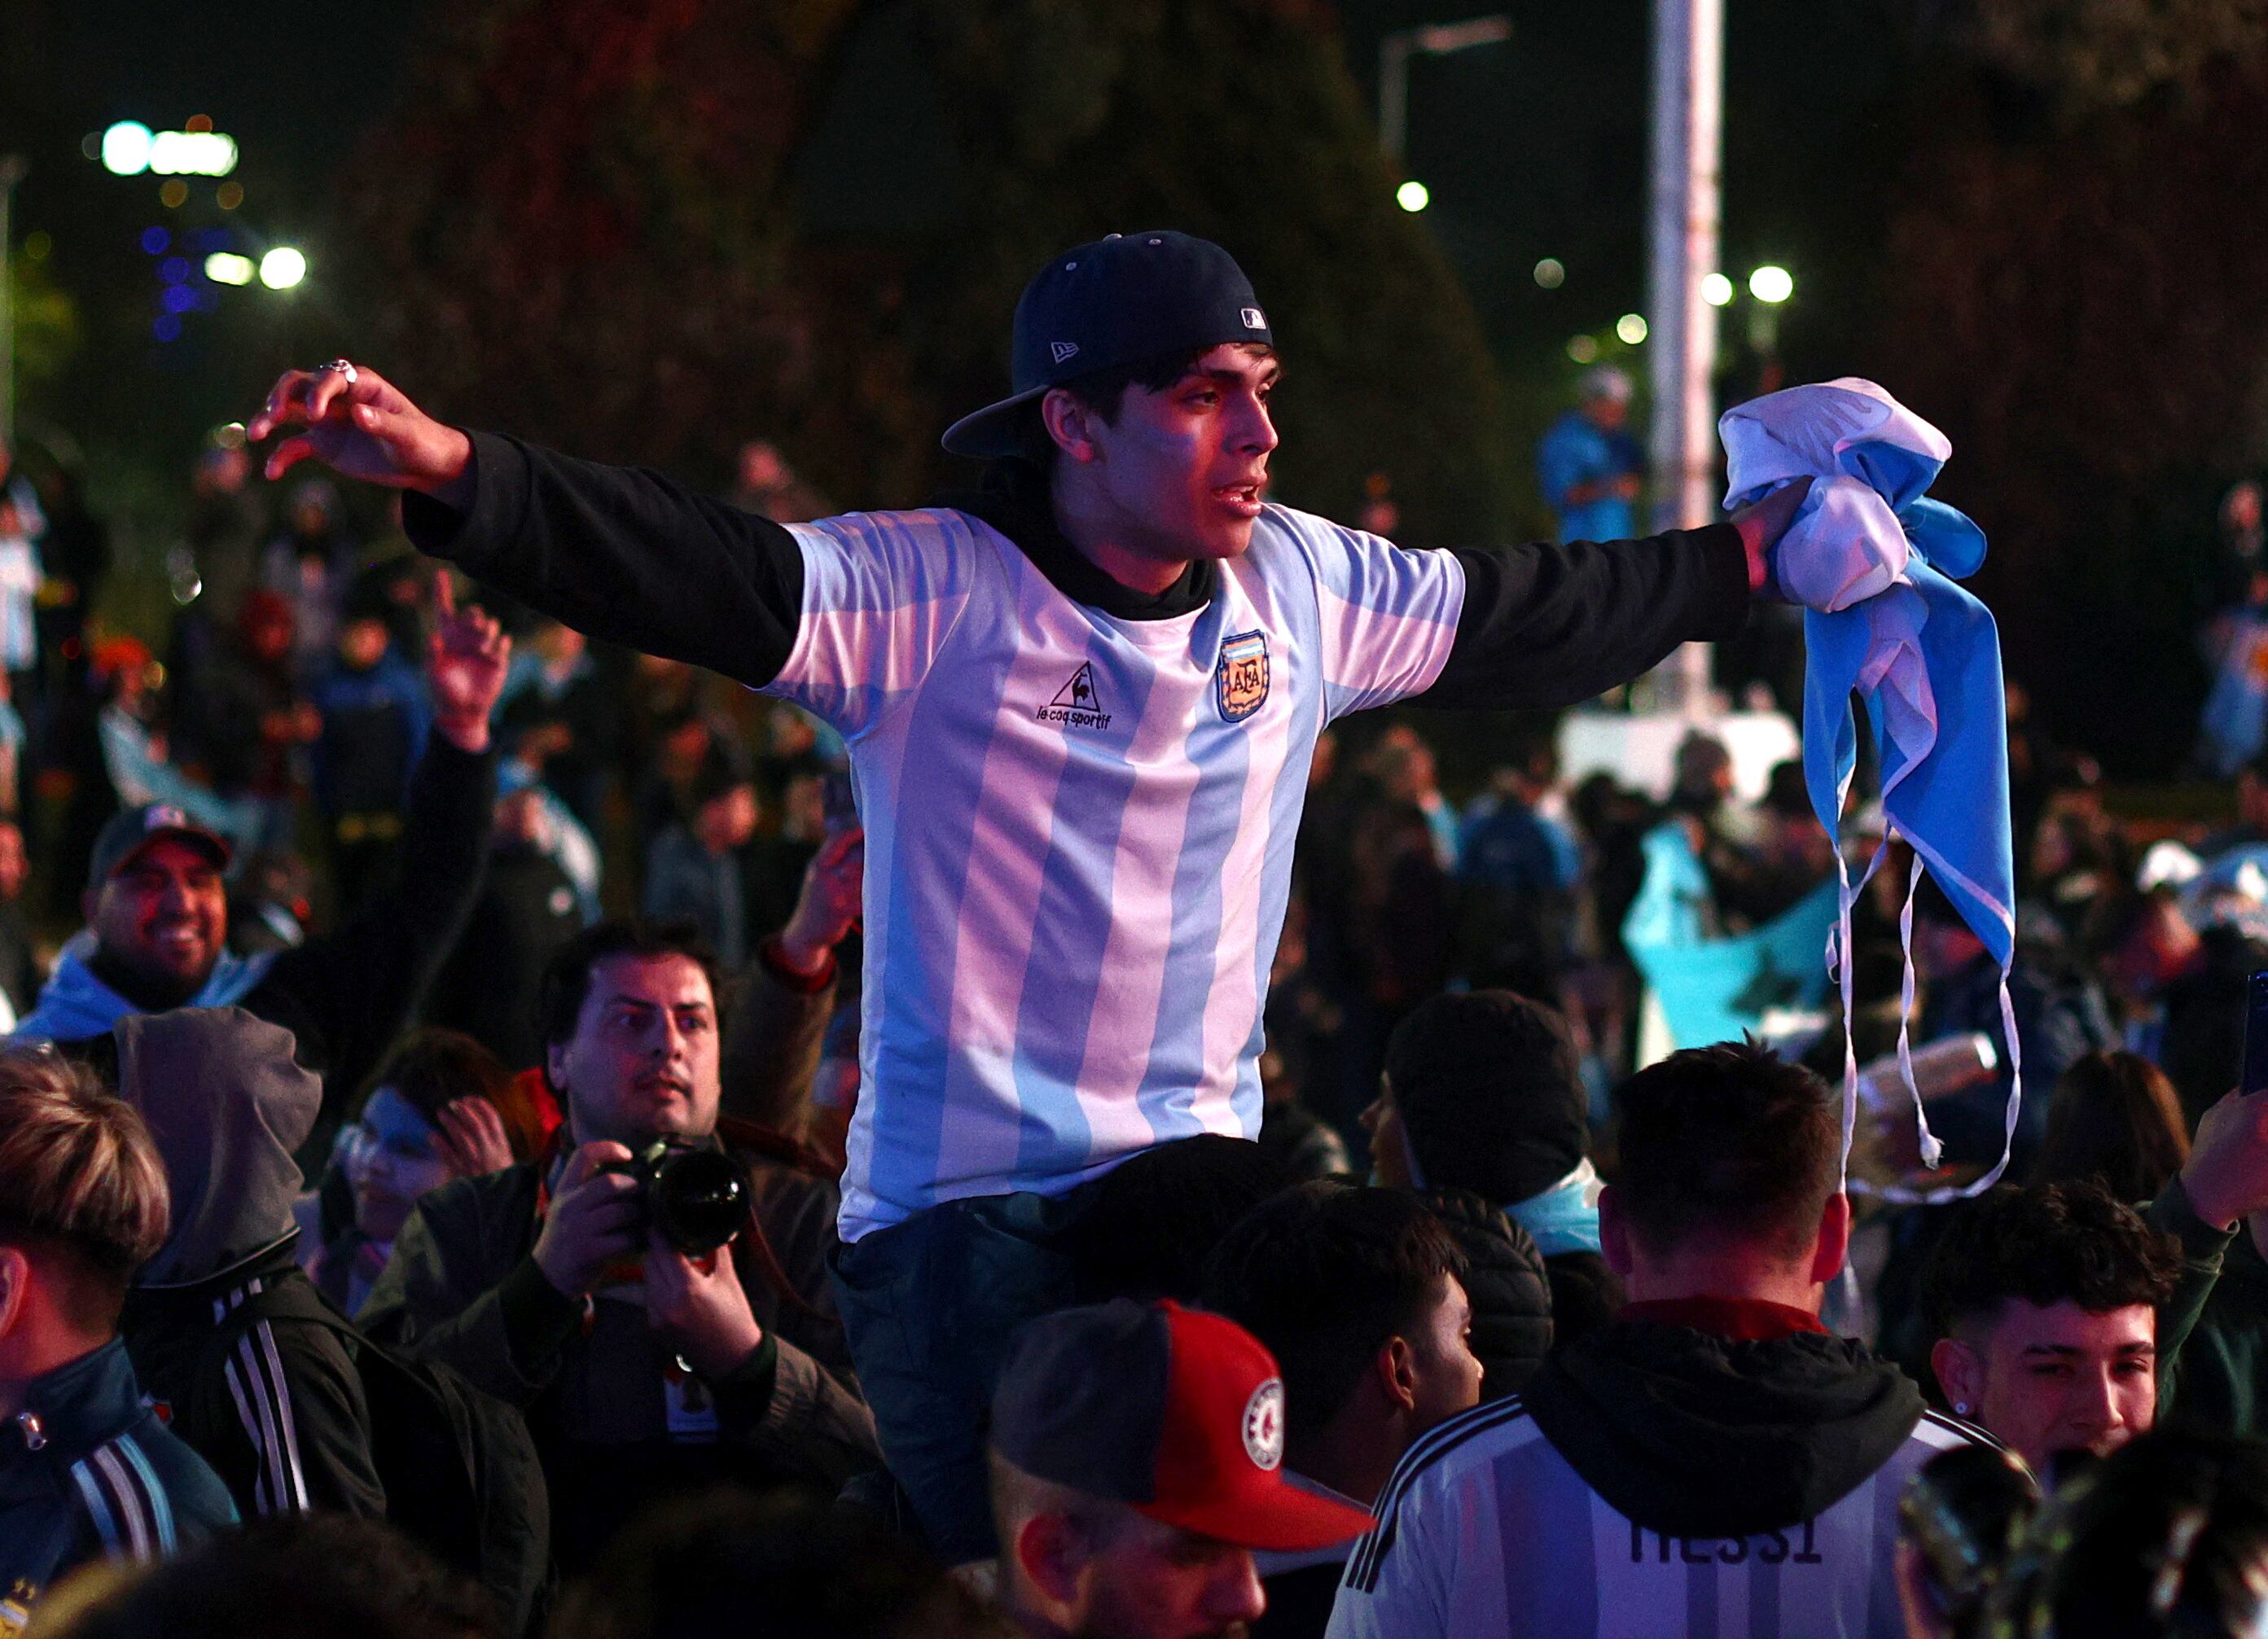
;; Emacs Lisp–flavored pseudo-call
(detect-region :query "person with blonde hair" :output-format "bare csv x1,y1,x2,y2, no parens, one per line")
0,1046,236,1620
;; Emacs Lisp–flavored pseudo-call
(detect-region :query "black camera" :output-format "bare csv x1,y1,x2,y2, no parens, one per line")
614,1138,748,1256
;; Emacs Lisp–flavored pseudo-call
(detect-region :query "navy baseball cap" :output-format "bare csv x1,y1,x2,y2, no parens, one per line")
992,1298,1375,1552
87,804,232,892
941,231,1274,460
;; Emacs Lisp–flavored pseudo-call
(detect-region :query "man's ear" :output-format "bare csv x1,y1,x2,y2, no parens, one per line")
1932,1334,1985,1418
1015,1512,1086,1607
1040,389,1101,466
0,1246,30,1344
1598,1184,1634,1277
1375,1335,1419,1414
1810,1191,1852,1286
544,1042,571,1106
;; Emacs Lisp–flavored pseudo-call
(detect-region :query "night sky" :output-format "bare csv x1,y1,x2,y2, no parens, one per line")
3,0,1914,490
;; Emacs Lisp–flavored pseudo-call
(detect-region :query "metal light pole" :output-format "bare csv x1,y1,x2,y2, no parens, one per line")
1646,0,1723,717
0,156,25,453
1379,15,1513,160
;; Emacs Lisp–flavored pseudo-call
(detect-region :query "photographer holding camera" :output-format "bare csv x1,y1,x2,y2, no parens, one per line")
359,919,878,1567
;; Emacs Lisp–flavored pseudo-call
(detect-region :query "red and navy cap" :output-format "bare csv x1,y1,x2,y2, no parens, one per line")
86,804,232,892
941,231,1274,461
991,1299,1375,1553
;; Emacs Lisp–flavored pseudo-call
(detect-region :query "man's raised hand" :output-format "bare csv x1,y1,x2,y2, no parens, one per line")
248,362,475,505
428,572,511,753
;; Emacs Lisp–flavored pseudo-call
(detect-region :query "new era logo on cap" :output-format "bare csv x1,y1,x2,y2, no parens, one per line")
1051,341,1080,364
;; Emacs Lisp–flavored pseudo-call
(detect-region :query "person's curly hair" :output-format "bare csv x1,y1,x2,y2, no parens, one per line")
1923,1179,2182,1338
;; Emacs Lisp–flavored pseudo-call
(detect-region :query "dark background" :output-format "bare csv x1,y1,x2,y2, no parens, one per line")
6,0,2266,779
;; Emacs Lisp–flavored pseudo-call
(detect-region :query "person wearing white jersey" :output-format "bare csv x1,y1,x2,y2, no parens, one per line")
248,231,1808,1559
1329,1044,1986,1639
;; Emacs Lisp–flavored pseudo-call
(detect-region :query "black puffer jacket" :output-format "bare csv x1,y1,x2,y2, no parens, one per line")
1419,1187,1552,1398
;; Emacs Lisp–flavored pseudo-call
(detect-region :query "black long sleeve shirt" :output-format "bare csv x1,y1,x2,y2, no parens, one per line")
402,432,1748,712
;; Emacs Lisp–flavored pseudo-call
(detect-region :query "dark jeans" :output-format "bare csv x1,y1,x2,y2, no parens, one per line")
830,1186,1095,1563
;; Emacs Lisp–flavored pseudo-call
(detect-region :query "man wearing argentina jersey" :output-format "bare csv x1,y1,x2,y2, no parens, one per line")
1330,1046,1986,1639
0,1053,235,1630
248,231,1810,1558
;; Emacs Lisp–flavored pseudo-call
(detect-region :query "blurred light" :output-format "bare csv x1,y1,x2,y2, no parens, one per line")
1700,272,1734,307
184,113,213,134
160,256,191,283
158,179,188,208
258,247,307,289
139,226,169,256
1533,256,1564,289
192,227,228,252
1748,265,1794,304
160,283,198,314
1395,180,1430,213
1567,335,1600,364
102,121,154,176
217,181,243,211
1616,313,1649,345
204,252,254,286
81,133,102,162
152,314,182,342
213,423,248,449
149,130,237,177
23,230,51,262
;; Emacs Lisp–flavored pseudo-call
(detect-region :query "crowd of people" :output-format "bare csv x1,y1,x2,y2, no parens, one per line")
8,230,2268,1639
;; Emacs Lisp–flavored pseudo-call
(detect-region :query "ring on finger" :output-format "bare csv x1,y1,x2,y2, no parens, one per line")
318,357,358,385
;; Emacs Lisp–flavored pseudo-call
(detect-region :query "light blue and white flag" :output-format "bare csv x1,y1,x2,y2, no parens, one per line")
1722,379,2019,1202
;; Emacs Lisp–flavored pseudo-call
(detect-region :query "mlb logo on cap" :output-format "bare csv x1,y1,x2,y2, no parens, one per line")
87,803,234,891
992,1299,1373,1552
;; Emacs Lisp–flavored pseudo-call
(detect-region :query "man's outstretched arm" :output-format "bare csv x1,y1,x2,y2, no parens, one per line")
1414,481,1805,710
249,363,804,687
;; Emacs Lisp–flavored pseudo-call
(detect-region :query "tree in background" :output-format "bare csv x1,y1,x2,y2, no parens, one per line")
340,0,1505,543
1871,4,2268,773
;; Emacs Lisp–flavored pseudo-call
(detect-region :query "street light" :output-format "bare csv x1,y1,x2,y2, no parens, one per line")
1745,265,1794,385
1379,15,1513,160
1700,271,1733,306
258,247,306,290
1396,180,1431,213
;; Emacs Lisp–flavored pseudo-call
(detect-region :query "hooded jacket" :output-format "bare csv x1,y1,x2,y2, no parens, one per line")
1327,1299,1982,1639
111,1008,388,1522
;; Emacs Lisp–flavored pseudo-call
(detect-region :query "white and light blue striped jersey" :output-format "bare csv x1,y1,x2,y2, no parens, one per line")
768,503,1464,1239
1326,1397,1982,1639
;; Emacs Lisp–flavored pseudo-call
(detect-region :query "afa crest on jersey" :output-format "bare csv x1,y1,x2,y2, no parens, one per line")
1217,631,1270,722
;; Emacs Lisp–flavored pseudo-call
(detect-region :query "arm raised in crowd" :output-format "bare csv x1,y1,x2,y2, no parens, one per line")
2149,1088,2268,1375
1415,479,1808,711
250,363,803,688
265,578,507,1104
720,825,862,1133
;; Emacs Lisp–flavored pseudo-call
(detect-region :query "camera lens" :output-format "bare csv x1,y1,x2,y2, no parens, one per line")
647,1144,748,1256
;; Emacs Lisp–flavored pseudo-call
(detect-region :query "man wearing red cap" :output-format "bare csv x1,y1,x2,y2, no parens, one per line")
989,1299,1374,1639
